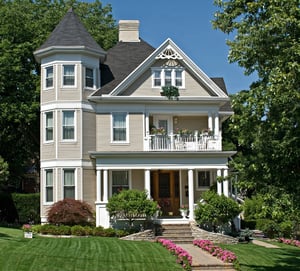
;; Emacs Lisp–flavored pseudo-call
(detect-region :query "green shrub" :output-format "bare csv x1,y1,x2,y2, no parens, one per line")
83,226,93,235
71,225,86,236
279,221,293,238
93,226,105,236
47,198,94,226
102,228,116,237
39,224,60,235
0,192,18,223
241,220,256,230
11,193,40,224
115,229,129,237
256,219,279,239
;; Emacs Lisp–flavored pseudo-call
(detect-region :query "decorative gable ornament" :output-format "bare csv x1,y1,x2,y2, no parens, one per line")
155,45,182,60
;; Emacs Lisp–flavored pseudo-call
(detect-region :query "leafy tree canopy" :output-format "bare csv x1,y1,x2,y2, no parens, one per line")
106,190,157,228
0,0,117,189
213,1,300,203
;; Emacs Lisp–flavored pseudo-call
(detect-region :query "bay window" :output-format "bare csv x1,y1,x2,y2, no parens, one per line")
45,66,53,88
62,110,75,140
45,169,53,203
45,111,53,142
63,65,75,86
63,169,75,199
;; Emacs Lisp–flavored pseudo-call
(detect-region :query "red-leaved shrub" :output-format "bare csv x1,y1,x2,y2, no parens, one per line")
47,198,94,226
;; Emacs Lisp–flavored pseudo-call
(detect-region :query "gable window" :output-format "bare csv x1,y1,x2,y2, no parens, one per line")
197,171,211,189
45,111,53,142
111,170,129,195
62,110,75,140
112,112,127,142
63,65,75,86
85,67,94,88
45,66,53,88
152,68,184,88
45,169,53,203
63,169,75,199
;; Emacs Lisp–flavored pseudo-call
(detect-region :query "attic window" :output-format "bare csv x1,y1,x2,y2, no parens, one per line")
152,68,184,88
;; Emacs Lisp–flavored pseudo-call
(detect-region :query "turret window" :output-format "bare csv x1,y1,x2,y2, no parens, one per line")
45,111,53,142
45,66,53,88
62,110,75,140
63,65,75,86
85,67,94,88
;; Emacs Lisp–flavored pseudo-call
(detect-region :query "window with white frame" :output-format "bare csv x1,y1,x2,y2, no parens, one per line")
85,67,94,88
45,111,53,142
45,169,53,202
112,112,127,142
152,68,184,88
111,170,129,195
197,171,211,189
62,110,75,140
63,65,75,86
63,169,75,199
45,66,53,88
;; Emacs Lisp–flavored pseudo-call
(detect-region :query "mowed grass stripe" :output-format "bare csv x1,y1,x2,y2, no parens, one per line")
0,228,182,271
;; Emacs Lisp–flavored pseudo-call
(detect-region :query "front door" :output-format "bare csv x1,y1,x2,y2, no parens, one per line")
151,170,180,216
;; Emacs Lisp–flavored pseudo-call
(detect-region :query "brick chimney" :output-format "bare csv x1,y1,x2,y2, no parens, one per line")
118,20,140,42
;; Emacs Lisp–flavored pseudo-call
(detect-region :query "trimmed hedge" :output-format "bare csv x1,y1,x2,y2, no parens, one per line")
12,193,40,224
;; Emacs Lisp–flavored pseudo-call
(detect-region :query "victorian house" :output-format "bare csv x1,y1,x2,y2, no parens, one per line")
34,9,235,228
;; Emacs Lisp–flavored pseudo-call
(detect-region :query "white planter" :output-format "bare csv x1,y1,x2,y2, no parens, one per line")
180,210,188,218
24,232,33,238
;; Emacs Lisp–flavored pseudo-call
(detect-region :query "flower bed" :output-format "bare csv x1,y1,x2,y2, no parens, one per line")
278,238,300,248
157,238,192,271
193,239,237,263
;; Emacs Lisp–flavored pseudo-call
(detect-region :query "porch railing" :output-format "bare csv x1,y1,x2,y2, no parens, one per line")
144,133,221,151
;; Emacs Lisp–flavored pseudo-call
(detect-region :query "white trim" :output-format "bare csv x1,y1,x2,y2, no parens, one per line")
96,165,228,170
41,101,94,112
151,67,185,89
41,159,93,168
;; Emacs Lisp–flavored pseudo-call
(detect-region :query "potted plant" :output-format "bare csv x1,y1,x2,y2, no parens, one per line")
161,86,180,100
179,205,188,218
22,224,33,238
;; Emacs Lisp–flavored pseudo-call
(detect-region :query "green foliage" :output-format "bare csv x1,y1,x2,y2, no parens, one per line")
161,86,180,100
107,189,157,227
0,0,117,189
195,191,241,232
11,193,40,224
47,198,95,226
256,219,279,239
279,221,293,238
0,191,18,223
213,0,300,214
0,156,9,188
71,225,87,236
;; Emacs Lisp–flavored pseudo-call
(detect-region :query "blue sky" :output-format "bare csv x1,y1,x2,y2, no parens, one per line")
100,0,257,94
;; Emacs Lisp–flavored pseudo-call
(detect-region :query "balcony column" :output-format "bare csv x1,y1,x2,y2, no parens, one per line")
223,169,229,197
208,112,213,131
145,113,149,135
188,169,194,220
214,113,219,137
144,169,151,199
145,113,150,151
217,169,222,195
96,169,102,202
103,169,108,202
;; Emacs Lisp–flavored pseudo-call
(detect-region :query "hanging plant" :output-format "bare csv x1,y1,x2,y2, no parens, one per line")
161,85,180,100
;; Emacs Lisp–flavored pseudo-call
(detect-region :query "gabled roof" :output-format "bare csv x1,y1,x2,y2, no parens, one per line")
34,8,106,62
92,38,228,98
93,39,155,96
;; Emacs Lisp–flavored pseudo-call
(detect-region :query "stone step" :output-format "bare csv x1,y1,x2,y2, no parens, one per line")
192,265,235,271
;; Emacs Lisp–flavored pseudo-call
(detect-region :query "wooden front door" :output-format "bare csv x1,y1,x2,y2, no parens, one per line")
151,170,180,216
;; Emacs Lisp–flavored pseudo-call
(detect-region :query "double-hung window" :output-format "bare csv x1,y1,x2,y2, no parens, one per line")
45,66,53,88
112,112,127,142
45,112,53,142
197,171,211,189
62,111,75,140
63,65,75,86
45,169,53,203
63,169,75,199
111,170,129,195
85,67,94,88
152,68,184,88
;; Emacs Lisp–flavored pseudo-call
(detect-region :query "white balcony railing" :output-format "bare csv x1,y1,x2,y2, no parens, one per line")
144,133,221,151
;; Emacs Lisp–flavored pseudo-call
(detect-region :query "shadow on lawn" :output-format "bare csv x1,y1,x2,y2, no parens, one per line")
241,247,300,271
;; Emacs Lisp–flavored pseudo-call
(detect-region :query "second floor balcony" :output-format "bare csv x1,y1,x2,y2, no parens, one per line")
144,132,221,152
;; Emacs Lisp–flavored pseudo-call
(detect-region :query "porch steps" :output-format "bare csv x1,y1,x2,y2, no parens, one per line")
156,223,194,244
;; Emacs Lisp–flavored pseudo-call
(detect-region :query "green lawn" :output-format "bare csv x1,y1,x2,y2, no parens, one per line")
221,241,300,271
0,227,182,271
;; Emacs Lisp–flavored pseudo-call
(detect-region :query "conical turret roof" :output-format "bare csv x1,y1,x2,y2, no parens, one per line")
34,8,106,61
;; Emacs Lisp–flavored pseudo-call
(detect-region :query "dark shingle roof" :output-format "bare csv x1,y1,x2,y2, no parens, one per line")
211,77,232,112
93,39,155,96
36,8,105,55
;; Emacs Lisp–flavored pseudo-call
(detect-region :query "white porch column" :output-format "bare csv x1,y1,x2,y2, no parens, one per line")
223,169,229,197
145,113,149,135
217,169,222,195
188,169,194,220
103,169,108,202
214,113,219,137
96,169,102,202
144,169,151,199
208,112,213,131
